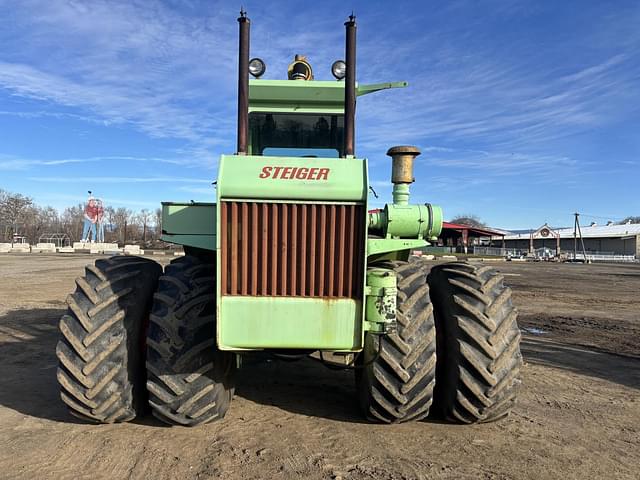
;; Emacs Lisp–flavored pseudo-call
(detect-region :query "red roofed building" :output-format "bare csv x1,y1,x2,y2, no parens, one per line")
439,222,506,253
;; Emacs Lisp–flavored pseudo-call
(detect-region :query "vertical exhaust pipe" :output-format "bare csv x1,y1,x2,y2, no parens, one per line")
237,9,250,155
344,14,356,157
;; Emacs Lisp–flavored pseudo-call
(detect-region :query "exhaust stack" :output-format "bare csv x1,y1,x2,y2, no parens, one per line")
344,14,356,157
237,10,250,155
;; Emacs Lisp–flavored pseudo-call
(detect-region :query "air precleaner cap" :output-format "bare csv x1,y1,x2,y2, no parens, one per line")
387,145,421,184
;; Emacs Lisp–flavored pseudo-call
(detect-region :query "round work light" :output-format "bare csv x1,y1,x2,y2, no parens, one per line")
331,60,346,80
249,57,266,78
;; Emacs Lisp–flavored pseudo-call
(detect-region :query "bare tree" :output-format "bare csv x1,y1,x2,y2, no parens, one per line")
62,204,85,242
154,208,162,241
137,209,153,244
0,191,34,245
449,214,486,228
111,207,133,245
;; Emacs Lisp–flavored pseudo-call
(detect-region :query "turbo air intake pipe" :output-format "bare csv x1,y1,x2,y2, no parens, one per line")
368,146,443,240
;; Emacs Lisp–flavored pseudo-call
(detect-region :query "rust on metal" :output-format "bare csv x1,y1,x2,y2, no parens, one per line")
290,204,298,295
220,202,228,294
317,205,326,296
327,205,336,295
220,201,364,298
241,202,249,295
344,15,356,157
387,145,421,184
261,203,268,295
236,11,250,154
337,205,346,295
271,203,278,293
251,203,258,294
230,202,239,294
281,203,288,295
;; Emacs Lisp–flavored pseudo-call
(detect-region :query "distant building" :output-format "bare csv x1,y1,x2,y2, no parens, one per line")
439,222,506,253
499,222,640,257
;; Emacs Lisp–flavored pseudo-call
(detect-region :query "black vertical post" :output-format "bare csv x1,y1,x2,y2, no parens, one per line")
344,14,356,157
237,10,250,155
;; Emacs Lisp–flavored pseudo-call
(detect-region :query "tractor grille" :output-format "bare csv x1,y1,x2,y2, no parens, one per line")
220,201,365,298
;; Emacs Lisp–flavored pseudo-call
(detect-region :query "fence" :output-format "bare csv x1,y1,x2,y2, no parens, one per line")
473,247,524,257
473,246,637,263
571,252,637,263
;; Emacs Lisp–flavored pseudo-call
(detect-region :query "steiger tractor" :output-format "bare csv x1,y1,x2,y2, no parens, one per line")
56,12,522,426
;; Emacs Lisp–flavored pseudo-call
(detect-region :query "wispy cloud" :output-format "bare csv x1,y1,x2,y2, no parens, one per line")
0,154,213,171
28,176,213,184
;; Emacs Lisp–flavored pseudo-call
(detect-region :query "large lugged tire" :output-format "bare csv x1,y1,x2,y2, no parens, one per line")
56,256,162,423
428,262,522,423
146,256,235,426
356,260,437,423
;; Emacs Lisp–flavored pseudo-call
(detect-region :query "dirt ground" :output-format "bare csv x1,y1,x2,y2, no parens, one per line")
0,254,638,480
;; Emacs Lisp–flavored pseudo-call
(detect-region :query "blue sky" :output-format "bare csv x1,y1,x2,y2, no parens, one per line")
0,0,638,229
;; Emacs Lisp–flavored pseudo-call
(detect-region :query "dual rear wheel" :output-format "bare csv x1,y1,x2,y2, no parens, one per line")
56,255,521,426
357,260,522,423
56,255,235,426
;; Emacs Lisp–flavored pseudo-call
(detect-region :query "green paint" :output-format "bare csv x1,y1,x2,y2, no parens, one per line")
367,238,427,256
250,80,345,114
158,67,447,352
392,183,410,205
364,268,397,334
368,204,443,240
161,202,216,251
217,296,362,351
248,80,408,114
217,155,367,202
357,81,408,96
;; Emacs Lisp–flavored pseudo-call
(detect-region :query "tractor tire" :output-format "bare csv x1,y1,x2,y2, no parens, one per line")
146,256,236,426
356,260,437,423
56,256,162,423
428,262,522,423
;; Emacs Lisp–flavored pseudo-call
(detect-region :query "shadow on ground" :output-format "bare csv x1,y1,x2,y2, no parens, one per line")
234,353,369,423
1,307,638,428
521,336,640,390
0,307,86,423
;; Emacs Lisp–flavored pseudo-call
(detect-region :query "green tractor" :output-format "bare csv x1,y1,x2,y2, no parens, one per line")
56,12,522,426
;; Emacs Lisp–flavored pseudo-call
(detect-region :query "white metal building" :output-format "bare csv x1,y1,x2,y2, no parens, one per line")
499,222,640,258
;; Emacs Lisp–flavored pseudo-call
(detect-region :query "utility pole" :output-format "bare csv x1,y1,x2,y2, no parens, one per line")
573,212,588,262
573,213,578,260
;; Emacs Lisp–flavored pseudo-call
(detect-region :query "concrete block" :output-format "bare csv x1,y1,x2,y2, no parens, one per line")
152,251,166,255
57,247,75,253
174,251,185,256
96,243,119,251
33,243,56,253
0,243,12,253
124,245,141,255
441,255,458,260
423,254,435,260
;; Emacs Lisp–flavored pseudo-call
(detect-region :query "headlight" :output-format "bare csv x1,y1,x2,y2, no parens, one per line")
331,60,346,80
249,57,266,78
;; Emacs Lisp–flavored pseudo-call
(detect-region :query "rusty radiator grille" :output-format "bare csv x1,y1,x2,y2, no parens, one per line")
220,201,365,298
